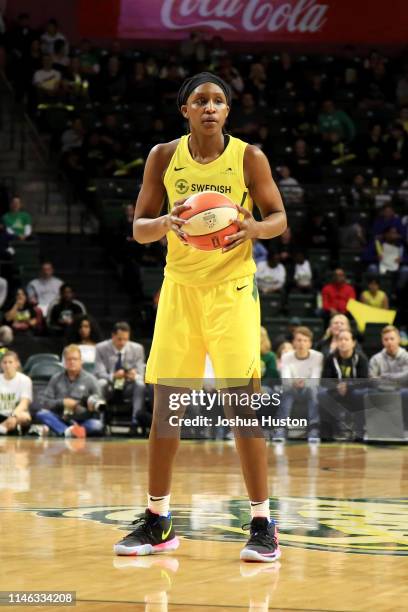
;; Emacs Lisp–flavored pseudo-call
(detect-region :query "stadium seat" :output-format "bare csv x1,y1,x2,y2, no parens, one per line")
140,266,164,299
260,293,283,323
29,361,64,381
24,353,60,375
363,323,385,357
288,292,316,317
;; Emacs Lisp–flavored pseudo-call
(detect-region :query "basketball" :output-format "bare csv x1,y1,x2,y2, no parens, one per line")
179,191,239,251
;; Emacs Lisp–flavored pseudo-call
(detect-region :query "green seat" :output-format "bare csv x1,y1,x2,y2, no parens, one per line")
288,293,316,317
24,353,60,374
29,361,64,381
140,267,164,299
82,362,95,374
13,242,41,267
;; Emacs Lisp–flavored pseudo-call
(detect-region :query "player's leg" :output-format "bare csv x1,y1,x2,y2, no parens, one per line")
0,411,31,434
207,275,280,562
114,278,206,556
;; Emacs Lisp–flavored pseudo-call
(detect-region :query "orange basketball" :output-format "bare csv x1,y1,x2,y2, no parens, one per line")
179,191,239,251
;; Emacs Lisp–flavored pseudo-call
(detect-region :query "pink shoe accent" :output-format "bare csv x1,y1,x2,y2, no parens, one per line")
152,537,179,551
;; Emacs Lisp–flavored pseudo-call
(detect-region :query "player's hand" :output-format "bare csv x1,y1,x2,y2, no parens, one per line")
222,205,260,252
163,199,191,244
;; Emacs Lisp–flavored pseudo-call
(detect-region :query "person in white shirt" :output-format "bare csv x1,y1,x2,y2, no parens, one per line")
26,261,63,316
33,55,61,96
41,19,68,55
256,252,286,294
274,326,323,442
0,351,32,435
293,251,313,290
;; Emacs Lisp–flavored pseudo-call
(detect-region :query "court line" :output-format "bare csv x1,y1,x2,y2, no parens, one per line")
76,599,351,611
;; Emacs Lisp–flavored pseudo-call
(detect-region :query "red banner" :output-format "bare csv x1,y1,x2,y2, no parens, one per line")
79,0,408,44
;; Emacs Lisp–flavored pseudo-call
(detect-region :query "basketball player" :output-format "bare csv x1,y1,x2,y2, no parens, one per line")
114,73,287,562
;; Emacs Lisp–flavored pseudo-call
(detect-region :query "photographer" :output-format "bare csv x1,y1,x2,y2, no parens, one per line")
35,344,104,437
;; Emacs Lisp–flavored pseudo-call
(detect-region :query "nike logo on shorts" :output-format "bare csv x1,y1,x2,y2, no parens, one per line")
237,285,248,291
174,167,185,171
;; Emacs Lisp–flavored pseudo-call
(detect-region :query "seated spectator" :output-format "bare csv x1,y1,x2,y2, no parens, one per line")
368,326,408,389
305,212,337,255
41,19,68,55
256,252,286,294
3,196,32,240
277,166,303,205
356,123,384,168
275,341,293,371
0,277,8,309
65,315,102,365
320,329,369,440
384,123,408,167
52,39,69,76
372,204,405,240
260,326,279,391
348,174,373,209
94,322,146,432
318,99,355,143
35,344,104,438
27,261,63,316
252,239,268,264
293,251,313,291
5,288,40,334
287,139,317,183
61,118,85,153
0,326,13,358
0,351,33,435
32,54,62,99
273,327,323,442
365,227,408,290
322,269,356,319
316,313,352,358
360,276,389,310
231,92,264,139
340,216,366,250
101,56,127,102
273,226,295,266
47,284,86,334
77,38,100,77
290,100,317,142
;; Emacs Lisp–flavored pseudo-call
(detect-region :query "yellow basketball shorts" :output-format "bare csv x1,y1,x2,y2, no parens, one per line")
145,274,261,386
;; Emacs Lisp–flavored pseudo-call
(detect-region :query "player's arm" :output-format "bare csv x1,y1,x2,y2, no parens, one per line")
133,143,191,244
223,146,287,252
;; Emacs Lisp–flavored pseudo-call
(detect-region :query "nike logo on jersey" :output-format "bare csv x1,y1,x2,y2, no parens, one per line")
237,285,248,291
174,166,186,171
162,519,173,540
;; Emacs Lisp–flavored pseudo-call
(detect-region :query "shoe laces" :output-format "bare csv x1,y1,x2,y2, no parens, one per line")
242,519,278,548
129,511,159,537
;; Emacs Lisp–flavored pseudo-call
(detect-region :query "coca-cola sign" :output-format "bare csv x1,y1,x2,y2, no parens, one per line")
78,0,408,44
160,0,329,34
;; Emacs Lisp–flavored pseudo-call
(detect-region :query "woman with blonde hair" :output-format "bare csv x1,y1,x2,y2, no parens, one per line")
315,314,351,358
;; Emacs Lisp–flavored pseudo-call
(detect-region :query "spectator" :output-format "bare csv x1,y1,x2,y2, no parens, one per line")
369,327,408,406
47,284,86,334
77,38,100,77
127,61,156,104
290,100,317,142
52,39,69,75
256,252,286,294
316,313,352,358
0,277,8,309
366,227,408,290
356,123,384,168
275,341,293,371
360,276,389,310
27,262,63,316
3,196,32,240
287,139,317,183
277,166,303,205
35,344,104,437
0,351,32,435
340,215,366,250
0,326,13,358
273,327,323,442
101,56,127,102
65,315,102,365
348,174,373,209
384,123,408,167
252,239,268,264
41,19,67,56
94,322,146,432
260,326,279,390
293,251,313,291
318,99,355,142
322,269,356,318
372,204,405,239
32,54,62,99
305,211,337,254
273,226,295,266
61,118,85,153
320,329,369,440
246,62,268,106
231,92,264,139
5,288,40,334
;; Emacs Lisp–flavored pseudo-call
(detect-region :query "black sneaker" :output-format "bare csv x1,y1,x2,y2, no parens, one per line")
114,509,179,556
240,517,281,562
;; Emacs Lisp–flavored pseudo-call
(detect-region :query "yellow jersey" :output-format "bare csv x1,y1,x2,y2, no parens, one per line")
361,290,387,308
163,134,256,287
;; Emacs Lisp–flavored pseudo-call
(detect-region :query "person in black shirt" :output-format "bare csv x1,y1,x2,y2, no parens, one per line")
47,284,86,335
320,329,369,440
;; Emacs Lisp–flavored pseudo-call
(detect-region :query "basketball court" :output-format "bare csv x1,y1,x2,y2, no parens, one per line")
1,438,407,611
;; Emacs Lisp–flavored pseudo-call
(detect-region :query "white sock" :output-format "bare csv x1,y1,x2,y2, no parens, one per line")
148,493,170,517
250,499,270,521
0,425,7,435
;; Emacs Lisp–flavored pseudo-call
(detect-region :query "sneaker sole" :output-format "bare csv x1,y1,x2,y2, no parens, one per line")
240,547,281,563
114,536,180,556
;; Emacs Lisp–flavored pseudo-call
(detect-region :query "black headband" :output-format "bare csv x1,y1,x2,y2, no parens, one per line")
177,72,232,109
